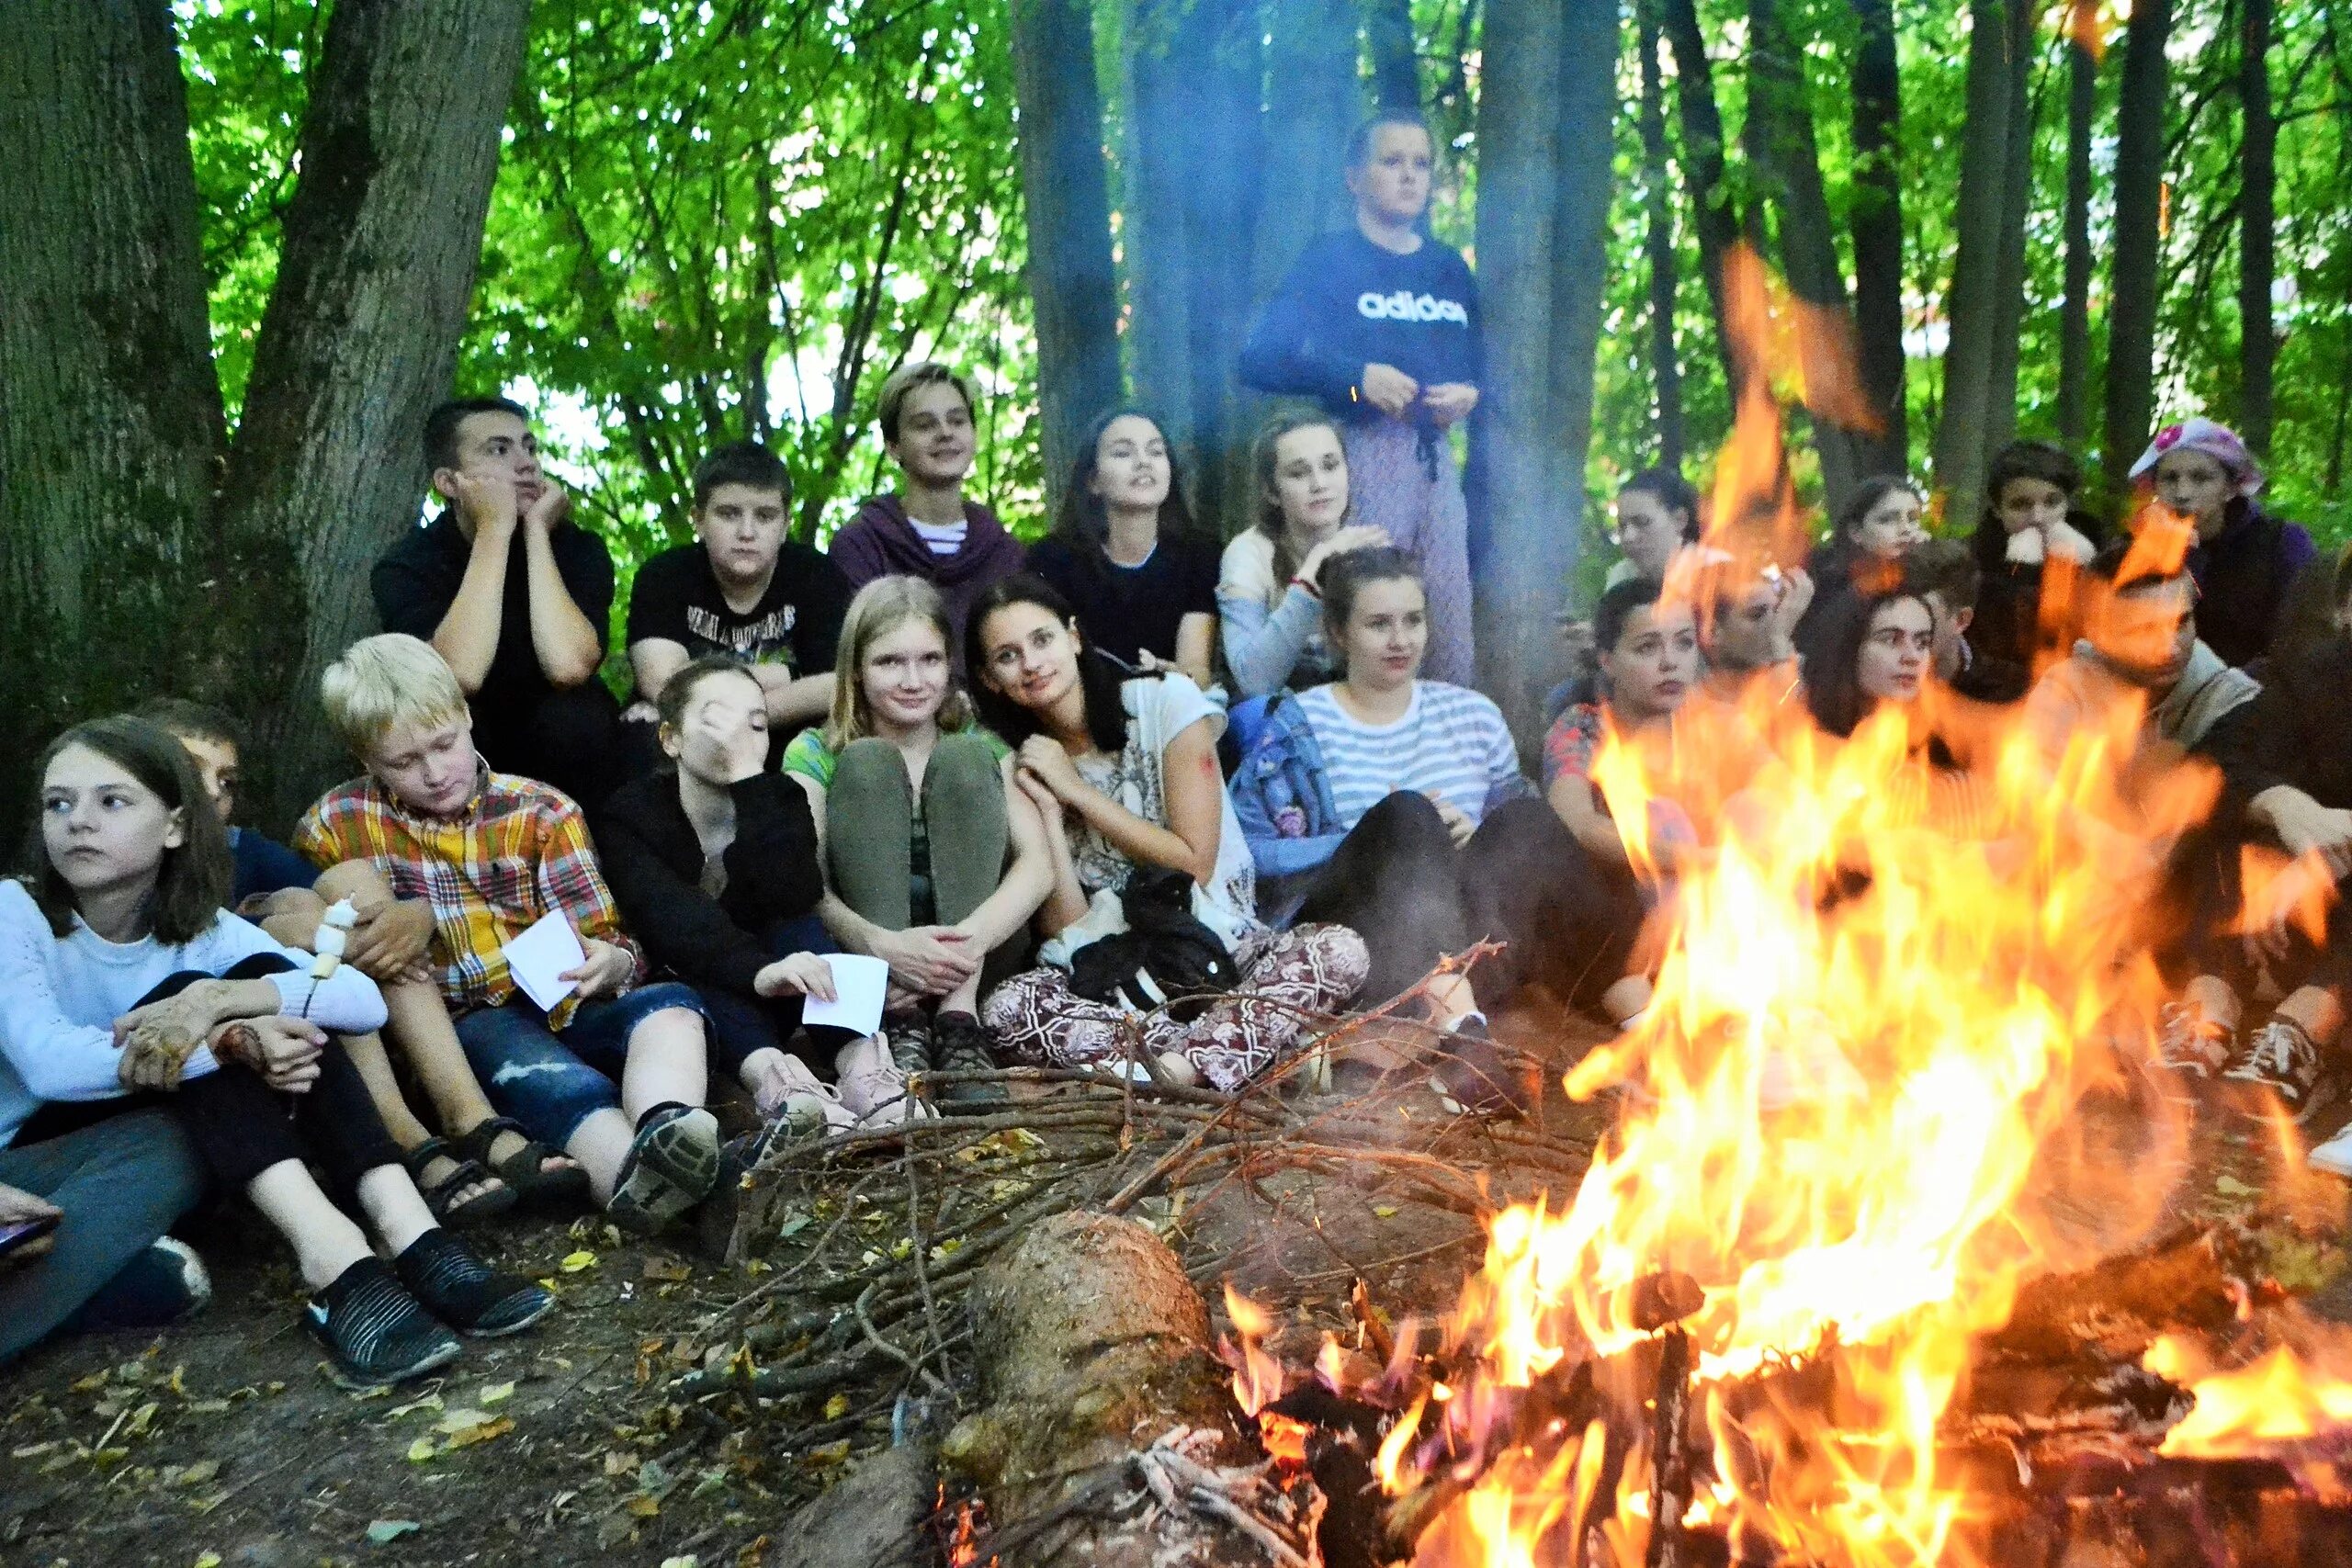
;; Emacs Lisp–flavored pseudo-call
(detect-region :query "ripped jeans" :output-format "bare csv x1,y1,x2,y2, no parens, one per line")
448,982,708,1148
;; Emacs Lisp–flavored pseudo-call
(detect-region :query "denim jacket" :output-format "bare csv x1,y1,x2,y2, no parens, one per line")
1227,694,1351,923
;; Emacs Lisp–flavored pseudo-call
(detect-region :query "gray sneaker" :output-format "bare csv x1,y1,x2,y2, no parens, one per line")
2221,1018,2335,1122
608,1105,721,1235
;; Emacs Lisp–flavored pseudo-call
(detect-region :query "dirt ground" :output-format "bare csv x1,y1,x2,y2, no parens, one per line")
6,1001,2348,1568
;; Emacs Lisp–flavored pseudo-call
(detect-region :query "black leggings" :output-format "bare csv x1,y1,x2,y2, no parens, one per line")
1295,793,1647,1013
22,953,401,1207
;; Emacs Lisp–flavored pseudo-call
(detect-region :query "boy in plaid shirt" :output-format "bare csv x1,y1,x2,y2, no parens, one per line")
298,635,722,1235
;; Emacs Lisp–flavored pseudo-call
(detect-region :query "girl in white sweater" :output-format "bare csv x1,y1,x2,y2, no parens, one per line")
1,717,548,1385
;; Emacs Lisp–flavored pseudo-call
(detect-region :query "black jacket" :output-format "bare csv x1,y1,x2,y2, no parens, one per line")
594,772,823,997
2208,627,2352,811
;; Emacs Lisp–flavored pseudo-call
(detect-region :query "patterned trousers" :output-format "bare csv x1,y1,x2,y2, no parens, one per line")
984,923,1369,1092
1342,418,1475,685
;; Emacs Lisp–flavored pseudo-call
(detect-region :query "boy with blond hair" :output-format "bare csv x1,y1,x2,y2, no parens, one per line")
296,635,722,1234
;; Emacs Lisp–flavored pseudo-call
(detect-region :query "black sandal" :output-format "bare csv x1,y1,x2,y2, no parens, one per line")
451,1116,591,1211
401,1138,517,1227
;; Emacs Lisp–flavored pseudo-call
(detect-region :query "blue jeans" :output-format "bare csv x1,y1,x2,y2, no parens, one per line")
691,914,863,1079
0,1111,207,1365
451,983,709,1148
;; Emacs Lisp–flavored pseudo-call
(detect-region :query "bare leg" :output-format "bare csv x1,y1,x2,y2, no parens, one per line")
245,1159,375,1292
2184,974,2244,1032
564,1109,636,1204
2275,985,2344,1044
619,1008,709,1122
351,1166,437,1258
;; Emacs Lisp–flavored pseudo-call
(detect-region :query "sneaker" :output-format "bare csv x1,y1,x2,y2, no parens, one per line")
838,1033,926,1128
2154,1003,2233,1080
2221,1018,2335,1122
608,1104,722,1235
305,1258,462,1389
69,1238,211,1333
931,1011,1007,1107
393,1230,555,1337
2309,1122,2352,1178
885,1017,933,1077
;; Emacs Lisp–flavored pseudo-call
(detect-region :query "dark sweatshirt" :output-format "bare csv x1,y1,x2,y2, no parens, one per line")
826,495,1025,671
2181,499,2316,670
594,771,823,998
1238,230,1483,422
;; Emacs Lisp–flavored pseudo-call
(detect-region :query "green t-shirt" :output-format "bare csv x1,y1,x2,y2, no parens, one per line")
777,726,1012,789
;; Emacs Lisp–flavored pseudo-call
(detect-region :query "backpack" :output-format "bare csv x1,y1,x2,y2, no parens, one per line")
1064,866,1238,1021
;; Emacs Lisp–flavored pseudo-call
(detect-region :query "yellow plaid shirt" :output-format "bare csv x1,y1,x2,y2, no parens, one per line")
294,768,642,1029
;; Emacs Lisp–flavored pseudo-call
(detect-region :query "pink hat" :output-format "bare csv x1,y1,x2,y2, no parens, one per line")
2128,415,2264,498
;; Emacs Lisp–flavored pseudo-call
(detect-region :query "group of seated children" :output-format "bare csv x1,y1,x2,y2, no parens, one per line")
2,107,2335,1389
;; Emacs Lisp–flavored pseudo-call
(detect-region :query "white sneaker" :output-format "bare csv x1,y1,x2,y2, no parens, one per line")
2308,1122,2352,1178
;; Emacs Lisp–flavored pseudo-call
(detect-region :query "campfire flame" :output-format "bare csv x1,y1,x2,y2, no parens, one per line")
1391,246,2245,1565
2147,1336,2352,1456
1220,1282,1312,1470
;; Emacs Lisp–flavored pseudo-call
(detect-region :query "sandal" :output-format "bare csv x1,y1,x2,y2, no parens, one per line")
452,1115,591,1211
401,1138,517,1227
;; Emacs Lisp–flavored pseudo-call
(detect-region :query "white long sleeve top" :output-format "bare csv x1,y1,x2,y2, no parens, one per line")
0,878,387,1146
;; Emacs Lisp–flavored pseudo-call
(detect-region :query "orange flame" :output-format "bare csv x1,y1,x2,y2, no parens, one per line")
1403,246,2222,1566
2146,1329,2352,1497
1220,1281,1286,1417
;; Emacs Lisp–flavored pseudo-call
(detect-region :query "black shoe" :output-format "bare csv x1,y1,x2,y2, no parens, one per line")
1430,1015,1533,1121
931,1011,1007,1106
885,1016,933,1077
68,1238,212,1334
2221,1018,2336,1123
608,1104,721,1235
305,1258,461,1389
394,1229,555,1337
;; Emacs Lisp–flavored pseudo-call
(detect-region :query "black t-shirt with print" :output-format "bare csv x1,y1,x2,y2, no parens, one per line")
625,542,850,680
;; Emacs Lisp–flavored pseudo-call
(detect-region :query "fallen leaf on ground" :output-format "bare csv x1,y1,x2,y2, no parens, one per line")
479,1381,514,1405
560,1250,599,1273
406,1437,438,1463
365,1519,421,1544
642,1257,690,1282
193,1553,222,1568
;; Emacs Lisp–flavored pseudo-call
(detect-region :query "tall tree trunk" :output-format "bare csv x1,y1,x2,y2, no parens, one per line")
0,0,227,784
1254,0,1361,320
1746,0,1864,504
227,0,532,824
1657,0,1742,379
2103,0,2174,485
1470,0,1565,739
1010,0,1124,510
1543,0,1622,712
1849,0,1908,476
1124,0,1262,525
1636,0,1685,468
1933,0,2021,531
2238,0,2276,457
1982,0,2039,464
2058,0,2097,446
1366,0,1420,110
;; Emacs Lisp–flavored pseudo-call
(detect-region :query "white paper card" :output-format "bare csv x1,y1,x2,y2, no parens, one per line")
503,910,586,1014
800,953,889,1036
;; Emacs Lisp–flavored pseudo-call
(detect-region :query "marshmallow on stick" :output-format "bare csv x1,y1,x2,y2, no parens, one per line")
310,898,358,979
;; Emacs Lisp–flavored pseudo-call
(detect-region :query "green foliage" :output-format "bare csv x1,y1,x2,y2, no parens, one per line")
175,0,2352,599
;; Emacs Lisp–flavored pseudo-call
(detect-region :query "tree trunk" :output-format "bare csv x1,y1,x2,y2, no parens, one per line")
1470,0,1565,740
1746,0,1864,504
225,0,532,825
2238,0,2276,457
2104,0,2174,484
1983,0,2039,465
1010,0,1125,511
1366,0,1421,110
1933,0,2021,532
1256,0,1362,303
1658,0,1741,378
2058,0,2097,447
1534,0,1620,725
0,0,226,791
1637,0,1686,468
1123,0,1263,525
1849,0,1908,476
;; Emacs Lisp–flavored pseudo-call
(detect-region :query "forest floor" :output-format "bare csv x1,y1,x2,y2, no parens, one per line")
5,998,2351,1568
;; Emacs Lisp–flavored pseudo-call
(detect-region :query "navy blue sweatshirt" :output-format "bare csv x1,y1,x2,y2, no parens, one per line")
1238,230,1483,422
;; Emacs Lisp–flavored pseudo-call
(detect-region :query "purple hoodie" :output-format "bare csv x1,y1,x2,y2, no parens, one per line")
828,494,1026,671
